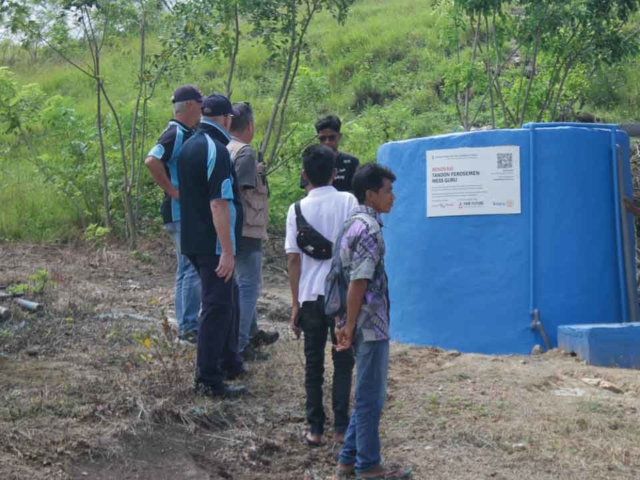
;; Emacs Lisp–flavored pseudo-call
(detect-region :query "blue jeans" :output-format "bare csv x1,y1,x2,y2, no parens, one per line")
338,329,390,474
234,249,262,352
165,221,201,335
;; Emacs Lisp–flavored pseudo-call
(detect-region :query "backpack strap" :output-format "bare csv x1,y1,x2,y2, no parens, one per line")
352,212,381,234
294,200,308,230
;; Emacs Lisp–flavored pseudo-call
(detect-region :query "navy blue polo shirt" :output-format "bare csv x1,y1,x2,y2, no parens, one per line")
147,119,193,224
178,120,244,256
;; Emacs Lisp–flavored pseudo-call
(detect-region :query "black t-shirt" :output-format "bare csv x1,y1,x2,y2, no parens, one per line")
299,151,360,192
178,120,243,256
147,120,193,224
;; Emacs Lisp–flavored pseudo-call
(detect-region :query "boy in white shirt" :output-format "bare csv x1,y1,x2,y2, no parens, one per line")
285,145,358,446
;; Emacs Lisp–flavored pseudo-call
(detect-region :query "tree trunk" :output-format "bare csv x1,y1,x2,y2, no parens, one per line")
130,9,146,231
485,14,495,128
95,59,111,229
517,28,541,125
135,94,149,222
268,1,318,164
551,62,573,121
463,15,482,130
269,42,301,164
490,11,512,128
260,2,298,164
225,3,240,98
100,83,137,249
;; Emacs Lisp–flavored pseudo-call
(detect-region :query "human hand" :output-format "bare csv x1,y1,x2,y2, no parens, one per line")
335,325,354,352
216,252,235,282
290,304,301,339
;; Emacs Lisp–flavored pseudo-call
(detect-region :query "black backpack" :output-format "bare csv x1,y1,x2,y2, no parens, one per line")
295,201,333,260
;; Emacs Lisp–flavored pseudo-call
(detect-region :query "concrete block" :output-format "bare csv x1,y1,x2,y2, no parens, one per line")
558,323,640,369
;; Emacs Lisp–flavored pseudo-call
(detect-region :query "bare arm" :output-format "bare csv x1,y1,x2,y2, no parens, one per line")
287,253,302,338
211,199,234,281
336,279,368,351
145,157,179,199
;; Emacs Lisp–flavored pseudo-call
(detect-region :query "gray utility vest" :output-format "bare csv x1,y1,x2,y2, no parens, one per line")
228,139,269,240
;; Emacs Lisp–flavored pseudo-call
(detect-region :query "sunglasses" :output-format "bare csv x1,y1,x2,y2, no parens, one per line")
317,134,338,142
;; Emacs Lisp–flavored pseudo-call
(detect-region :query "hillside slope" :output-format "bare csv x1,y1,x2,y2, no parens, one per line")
1,0,639,240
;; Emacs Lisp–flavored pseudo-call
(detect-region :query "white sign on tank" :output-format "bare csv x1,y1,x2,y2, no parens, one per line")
426,145,522,217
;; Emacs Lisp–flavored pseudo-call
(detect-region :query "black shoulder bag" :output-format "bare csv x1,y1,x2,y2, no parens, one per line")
295,201,333,260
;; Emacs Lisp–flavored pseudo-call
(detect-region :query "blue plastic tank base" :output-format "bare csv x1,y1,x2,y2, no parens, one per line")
558,323,640,369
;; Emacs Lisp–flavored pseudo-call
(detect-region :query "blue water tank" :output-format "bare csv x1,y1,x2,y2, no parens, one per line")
378,124,638,354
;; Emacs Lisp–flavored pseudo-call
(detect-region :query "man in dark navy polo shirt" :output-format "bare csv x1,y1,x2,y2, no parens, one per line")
145,85,203,344
300,115,360,193
178,93,246,398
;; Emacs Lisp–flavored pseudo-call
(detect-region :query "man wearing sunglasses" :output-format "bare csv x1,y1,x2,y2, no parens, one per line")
145,84,204,345
300,115,360,194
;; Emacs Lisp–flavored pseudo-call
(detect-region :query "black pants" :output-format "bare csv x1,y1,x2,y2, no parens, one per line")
188,255,243,390
298,297,355,435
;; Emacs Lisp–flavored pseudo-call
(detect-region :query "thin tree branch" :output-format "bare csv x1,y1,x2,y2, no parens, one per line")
225,2,240,97
518,25,542,125
463,14,482,129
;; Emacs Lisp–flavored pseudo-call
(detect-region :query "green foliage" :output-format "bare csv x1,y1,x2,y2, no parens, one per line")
436,0,640,128
1,0,640,240
28,269,51,295
7,269,53,296
6,283,29,296
84,223,111,249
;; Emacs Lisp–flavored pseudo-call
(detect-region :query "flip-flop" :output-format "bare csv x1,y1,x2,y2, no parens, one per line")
302,433,323,448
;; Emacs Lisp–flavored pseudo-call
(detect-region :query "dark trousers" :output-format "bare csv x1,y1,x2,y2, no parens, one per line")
298,297,355,435
188,255,243,390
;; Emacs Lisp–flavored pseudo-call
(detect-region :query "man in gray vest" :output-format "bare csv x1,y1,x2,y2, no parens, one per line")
228,102,279,362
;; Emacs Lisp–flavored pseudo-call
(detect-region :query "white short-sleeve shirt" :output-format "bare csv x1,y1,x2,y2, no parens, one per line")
285,186,358,305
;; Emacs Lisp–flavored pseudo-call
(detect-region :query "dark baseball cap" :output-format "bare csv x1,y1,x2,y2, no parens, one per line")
171,84,203,103
202,93,240,117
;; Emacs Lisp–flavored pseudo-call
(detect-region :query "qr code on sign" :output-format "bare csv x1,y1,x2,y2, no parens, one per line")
497,153,513,169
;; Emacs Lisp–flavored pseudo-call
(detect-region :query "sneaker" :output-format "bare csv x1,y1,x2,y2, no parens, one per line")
241,345,270,362
179,330,198,345
194,381,247,398
251,329,280,348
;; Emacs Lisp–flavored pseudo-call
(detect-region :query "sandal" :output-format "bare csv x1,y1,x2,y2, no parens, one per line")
302,432,323,448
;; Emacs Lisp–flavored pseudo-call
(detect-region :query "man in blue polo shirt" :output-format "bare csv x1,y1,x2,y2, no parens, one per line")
179,94,246,398
145,84,203,344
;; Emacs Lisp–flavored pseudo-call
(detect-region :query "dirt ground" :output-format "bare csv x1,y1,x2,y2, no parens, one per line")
2,240,640,480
